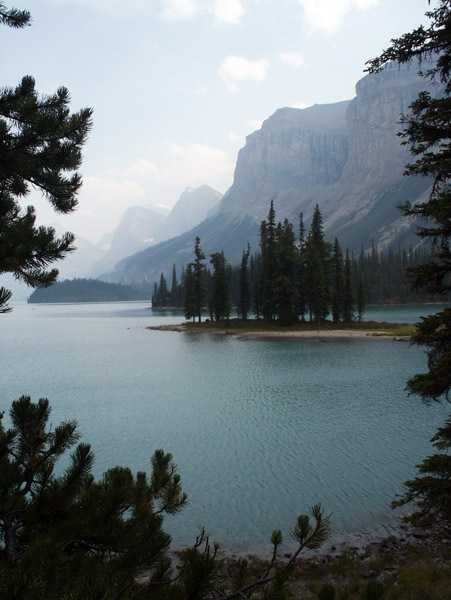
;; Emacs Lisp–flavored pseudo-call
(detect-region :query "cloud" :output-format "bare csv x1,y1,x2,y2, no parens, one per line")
161,0,244,23
101,143,234,189
279,52,304,68
161,143,233,183
297,0,379,36
219,56,270,92
161,0,202,20
46,0,155,18
212,0,244,24
83,176,147,204
192,85,210,95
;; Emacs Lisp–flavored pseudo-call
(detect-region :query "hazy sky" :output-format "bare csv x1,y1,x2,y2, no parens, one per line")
1,0,436,244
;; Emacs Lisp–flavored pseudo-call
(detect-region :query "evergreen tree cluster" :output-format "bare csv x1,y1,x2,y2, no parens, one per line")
152,205,441,323
152,264,185,308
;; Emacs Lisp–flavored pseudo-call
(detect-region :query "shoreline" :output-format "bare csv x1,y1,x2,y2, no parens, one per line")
147,324,410,340
168,523,450,598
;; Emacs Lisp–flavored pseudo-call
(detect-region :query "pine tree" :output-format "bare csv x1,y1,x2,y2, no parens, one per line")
0,12,93,312
331,238,344,323
297,212,307,322
392,416,451,525
260,201,277,322
274,219,298,325
342,249,355,323
250,253,262,320
157,272,169,306
183,263,196,322
209,251,230,322
238,245,250,320
307,246,329,324
0,2,30,28
191,236,206,323
305,206,331,323
170,264,178,307
357,273,366,323
0,396,187,598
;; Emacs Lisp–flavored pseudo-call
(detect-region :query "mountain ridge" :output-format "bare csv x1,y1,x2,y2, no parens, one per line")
102,62,439,289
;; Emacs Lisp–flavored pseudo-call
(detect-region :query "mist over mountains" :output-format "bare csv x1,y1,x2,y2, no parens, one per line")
50,185,222,282
102,62,438,290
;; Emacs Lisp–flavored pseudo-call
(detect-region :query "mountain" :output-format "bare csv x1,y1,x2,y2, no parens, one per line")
160,185,222,240
89,206,165,277
103,62,439,289
91,186,222,278
49,224,106,280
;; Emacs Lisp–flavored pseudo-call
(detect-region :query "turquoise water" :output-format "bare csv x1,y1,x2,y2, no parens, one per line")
1,302,449,555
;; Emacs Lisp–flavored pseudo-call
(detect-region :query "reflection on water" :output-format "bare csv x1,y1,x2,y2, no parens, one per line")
1,302,449,555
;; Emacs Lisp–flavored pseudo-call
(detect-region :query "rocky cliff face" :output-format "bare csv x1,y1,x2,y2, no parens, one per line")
104,63,439,288
224,101,350,221
217,62,437,244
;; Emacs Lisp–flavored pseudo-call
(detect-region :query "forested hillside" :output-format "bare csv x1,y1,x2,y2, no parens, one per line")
28,279,150,303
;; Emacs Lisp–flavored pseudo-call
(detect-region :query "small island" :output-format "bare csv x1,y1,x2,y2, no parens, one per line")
148,318,415,339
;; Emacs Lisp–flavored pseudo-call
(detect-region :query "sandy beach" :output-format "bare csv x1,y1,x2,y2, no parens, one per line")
147,325,407,340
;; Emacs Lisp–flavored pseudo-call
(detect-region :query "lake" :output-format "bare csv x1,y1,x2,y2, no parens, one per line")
1,302,449,556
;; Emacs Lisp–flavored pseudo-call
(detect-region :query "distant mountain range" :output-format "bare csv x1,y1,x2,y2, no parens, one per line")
102,62,439,290
50,185,222,282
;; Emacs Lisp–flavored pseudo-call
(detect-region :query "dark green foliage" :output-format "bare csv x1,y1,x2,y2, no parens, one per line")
260,201,278,322
28,278,149,303
238,246,250,320
154,231,439,314
0,396,186,599
342,250,354,322
170,264,181,307
406,308,451,401
192,237,207,323
183,263,196,322
364,580,385,600
209,251,230,322
0,2,91,312
290,503,331,550
0,2,30,28
317,583,336,600
153,273,169,307
250,252,262,320
350,244,438,304
392,416,451,524
0,74,93,312
274,219,298,324
356,273,366,322
178,542,219,600
305,206,331,324
331,239,344,323
297,212,307,322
